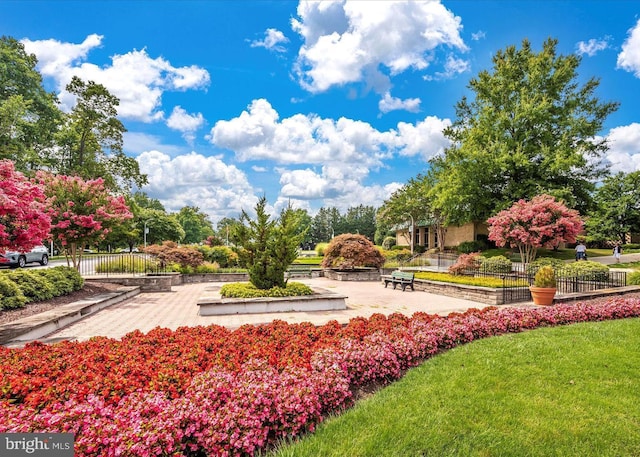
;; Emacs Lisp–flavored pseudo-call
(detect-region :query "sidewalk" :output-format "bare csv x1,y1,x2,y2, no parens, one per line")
585,252,640,266
41,277,487,343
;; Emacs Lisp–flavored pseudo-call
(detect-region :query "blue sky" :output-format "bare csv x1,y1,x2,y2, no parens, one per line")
2,1,640,224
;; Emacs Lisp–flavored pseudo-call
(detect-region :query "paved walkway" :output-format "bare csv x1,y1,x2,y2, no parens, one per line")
36,252,640,343
47,277,486,342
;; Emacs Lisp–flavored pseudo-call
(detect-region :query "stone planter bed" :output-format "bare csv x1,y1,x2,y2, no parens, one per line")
409,278,504,305
323,268,381,281
197,286,347,316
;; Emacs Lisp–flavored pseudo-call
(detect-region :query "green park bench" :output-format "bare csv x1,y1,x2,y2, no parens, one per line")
383,271,415,291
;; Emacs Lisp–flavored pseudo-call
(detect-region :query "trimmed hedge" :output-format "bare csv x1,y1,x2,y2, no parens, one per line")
3,270,56,303
220,281,313,298
414,271,527,288
0,266,84,310
527,257,566,274
479,255,512,274
0,276,27,310
559,260,609,281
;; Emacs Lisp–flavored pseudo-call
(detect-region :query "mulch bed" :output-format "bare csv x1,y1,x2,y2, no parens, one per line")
0,282,123,326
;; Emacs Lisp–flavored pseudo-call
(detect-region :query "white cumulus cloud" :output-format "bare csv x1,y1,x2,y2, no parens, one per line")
167,106,205,144
22,35,210,122
576,37,610,57
291,0,467,93
209,98,451,207
137,150,258,223
250,28,289,52
395,116,452,160
379,92,421,114
605,123,640,172
209,98,396,168
617,19,640,77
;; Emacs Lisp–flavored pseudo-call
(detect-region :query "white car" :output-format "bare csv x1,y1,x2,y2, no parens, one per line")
0,245,49,268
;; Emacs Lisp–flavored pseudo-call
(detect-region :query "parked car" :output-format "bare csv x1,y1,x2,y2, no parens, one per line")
0,245,49,268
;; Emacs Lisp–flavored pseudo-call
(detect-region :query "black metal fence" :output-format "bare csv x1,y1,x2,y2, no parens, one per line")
472,263,628,304
76,253,169,277
425,252,459,270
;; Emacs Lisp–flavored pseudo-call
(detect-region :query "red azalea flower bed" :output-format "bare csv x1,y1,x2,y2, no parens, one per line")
1,298,640,456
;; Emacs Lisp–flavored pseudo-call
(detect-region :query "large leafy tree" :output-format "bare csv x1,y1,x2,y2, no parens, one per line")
37,172,132,269
53,76,147,192
377,174,446,251
585,171,640,244
343,205,377,241
216,217,241,246
177,206,215,244
139,209,185,246
309,207,345,243
0,160,51,253
429,38,618,224
487,194,583,264
0,36,61,171
132,191,165,212
290,208,313,247
234,197,304,289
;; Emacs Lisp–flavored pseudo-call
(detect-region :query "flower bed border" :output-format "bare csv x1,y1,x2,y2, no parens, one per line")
2,298,640,456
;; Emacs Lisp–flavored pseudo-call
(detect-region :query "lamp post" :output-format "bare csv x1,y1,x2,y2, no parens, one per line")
406,214,414,255
143,219,153,248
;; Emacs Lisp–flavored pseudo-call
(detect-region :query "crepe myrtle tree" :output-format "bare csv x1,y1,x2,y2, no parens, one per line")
487,194,583,264
0,159,51,253
37,171,132,269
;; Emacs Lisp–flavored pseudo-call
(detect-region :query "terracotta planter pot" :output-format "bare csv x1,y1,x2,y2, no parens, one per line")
529,286,556,306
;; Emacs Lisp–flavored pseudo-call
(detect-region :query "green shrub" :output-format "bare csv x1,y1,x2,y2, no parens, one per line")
628,270,640,285
382,236,396,250
381,248,412,262
527,257,565,274
2,270,55,303
478,255,512,274
197,245,239,268
558,261,609,281
315,242,329,256
0,276,27,310
457,240,486,254
39,267,83,295
220,281,313,298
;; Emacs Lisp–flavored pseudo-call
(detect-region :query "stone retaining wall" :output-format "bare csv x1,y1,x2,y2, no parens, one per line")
323,269,381,281
412,279,502,305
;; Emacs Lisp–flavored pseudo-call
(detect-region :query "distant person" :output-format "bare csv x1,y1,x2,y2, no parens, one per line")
613,243,622,263
575,242,587,261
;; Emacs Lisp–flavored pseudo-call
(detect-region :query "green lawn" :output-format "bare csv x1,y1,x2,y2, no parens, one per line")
267,319,640,457
610,261,640,269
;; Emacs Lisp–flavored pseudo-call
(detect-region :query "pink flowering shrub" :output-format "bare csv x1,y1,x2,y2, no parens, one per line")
1,298,640,456
449,252,482,276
